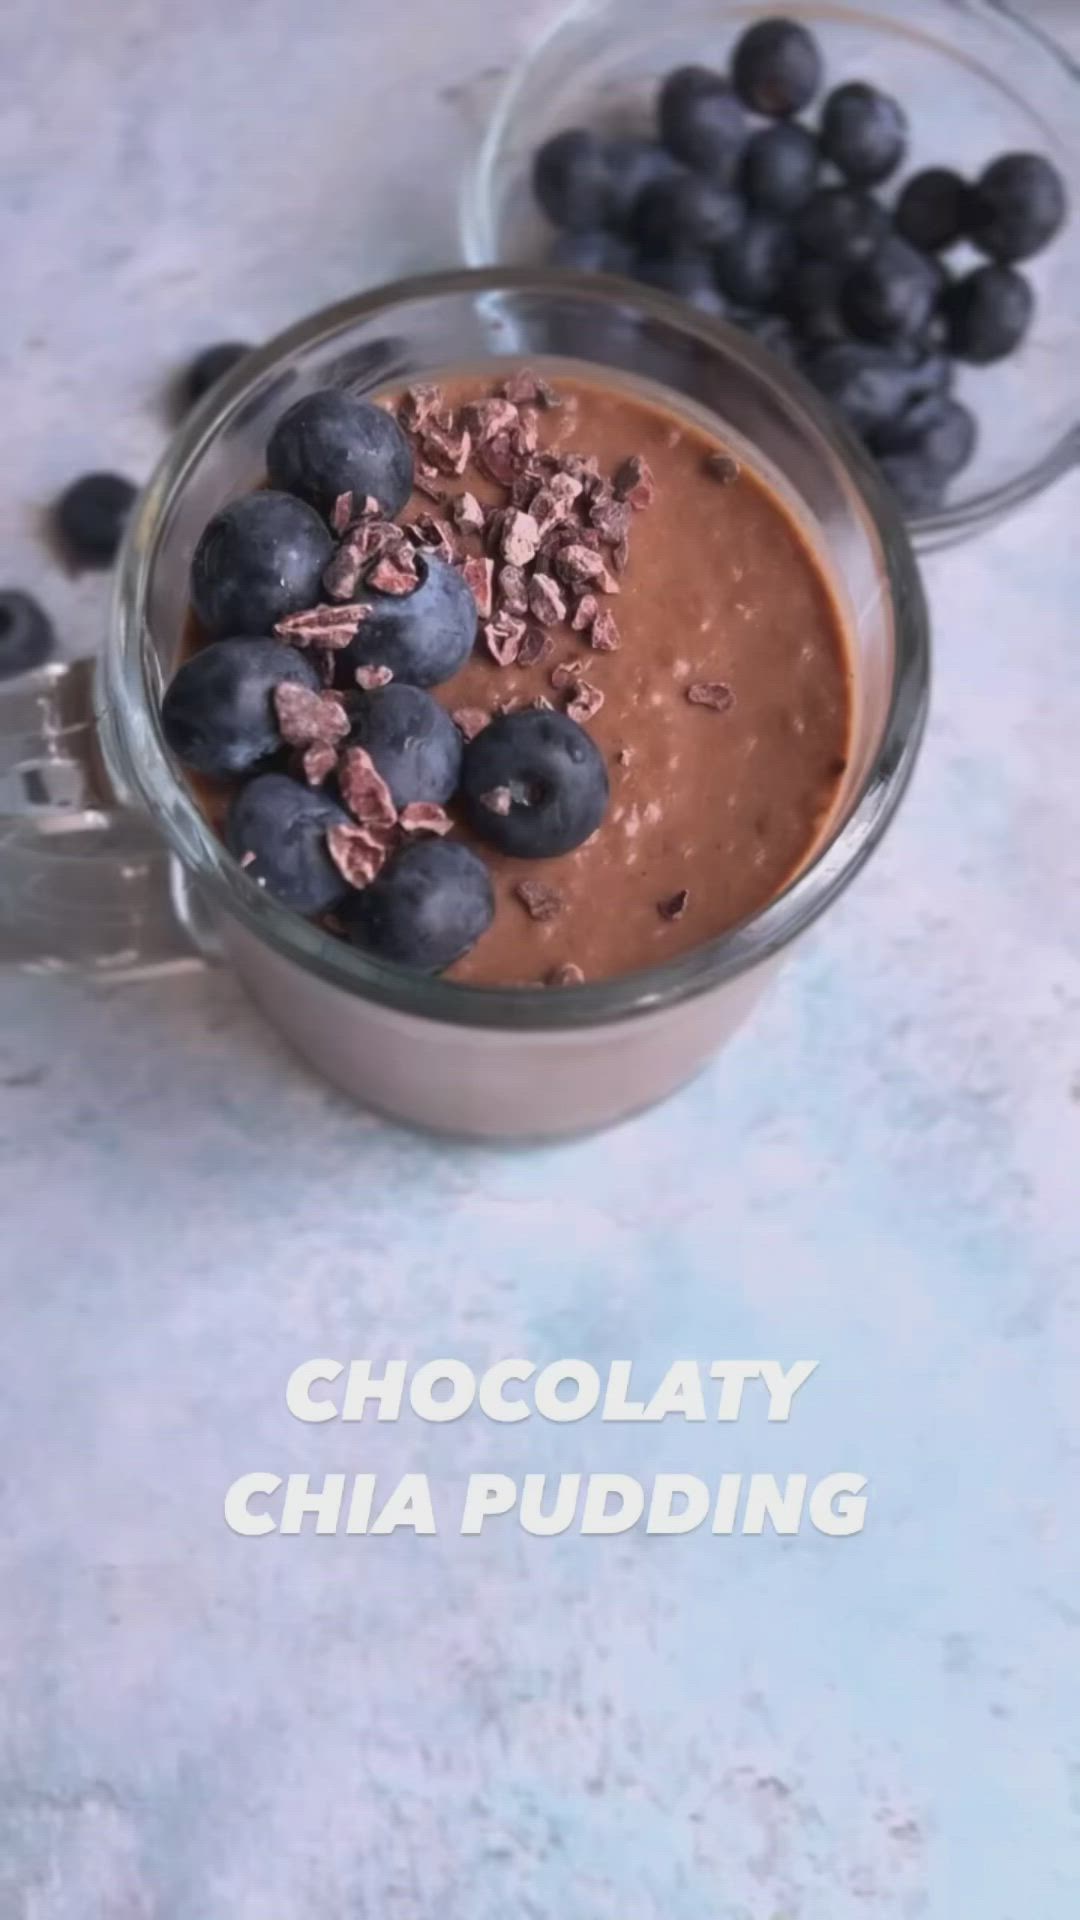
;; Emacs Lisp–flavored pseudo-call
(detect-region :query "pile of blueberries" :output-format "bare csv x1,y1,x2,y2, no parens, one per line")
0,342,252,683
159,387,610,973
534,15,1068,513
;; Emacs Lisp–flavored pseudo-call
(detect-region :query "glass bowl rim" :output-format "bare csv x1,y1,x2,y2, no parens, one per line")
458,0,1080,552
107,265,930,1033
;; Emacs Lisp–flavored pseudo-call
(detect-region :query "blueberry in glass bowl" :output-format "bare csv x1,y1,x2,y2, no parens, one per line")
463,0,1080,550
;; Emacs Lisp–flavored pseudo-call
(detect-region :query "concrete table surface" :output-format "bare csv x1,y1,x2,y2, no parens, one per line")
1,3,1078,1916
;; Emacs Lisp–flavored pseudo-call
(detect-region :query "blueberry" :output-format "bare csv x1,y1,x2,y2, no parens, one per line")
533,129,617,231
182,342,253,410
342,838,494,974
820,83,906,186
161,636,320,777
735,311,798,364
796,187,889,266
631,172,743,255
461,709,609,859
967,152,1067,263
266,388,413,519
943,264,1034,364
871,394,977,477
740,123,818,215
551,230,633,274
55,472,137,568
0,590,56,681
657,67,746,182
841,235,943,343
731,19,822,119
715,216,796,309
894,169,969,253
875,453,946,515
337,552,476,689
604,137,681,231
226,773,351,915
345,683,463,810
190,490,333,639
805,341,950,438
783,257,849,345
634,252,727,317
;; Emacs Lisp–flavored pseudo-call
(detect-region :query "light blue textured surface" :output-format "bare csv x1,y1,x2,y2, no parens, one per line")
2,3,1079,1915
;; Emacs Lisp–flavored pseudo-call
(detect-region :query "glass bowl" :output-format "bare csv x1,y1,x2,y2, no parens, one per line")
461,0,1080,551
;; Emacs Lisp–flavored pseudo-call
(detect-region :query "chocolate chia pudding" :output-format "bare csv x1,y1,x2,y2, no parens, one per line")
164,361,853,987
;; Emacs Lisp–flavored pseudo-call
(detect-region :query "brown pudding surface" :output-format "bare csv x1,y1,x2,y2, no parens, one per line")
184,364,853,987
409,370,853,985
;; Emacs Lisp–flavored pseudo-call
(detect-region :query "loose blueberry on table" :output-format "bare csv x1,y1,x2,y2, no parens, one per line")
532,12,1069,517
0,590,57,681
54,472,138,568
181,341,254,412
160,364,853,987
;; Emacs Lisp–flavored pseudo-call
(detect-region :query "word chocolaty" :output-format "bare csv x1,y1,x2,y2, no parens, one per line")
223,1358,869,1540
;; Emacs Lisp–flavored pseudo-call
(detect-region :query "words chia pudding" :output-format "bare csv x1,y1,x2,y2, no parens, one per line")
161,365,853,985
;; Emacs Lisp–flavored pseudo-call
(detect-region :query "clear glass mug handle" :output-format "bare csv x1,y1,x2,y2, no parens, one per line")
0,659,212,977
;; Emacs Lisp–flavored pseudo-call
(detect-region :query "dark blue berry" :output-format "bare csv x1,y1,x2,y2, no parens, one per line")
631,173,743,254
342,838,494,974
820,83,906,186
943,264,1033,364
796,187,888,266
337,552,476,689
740,123,818,215
731,19,822,119
657,67,746,182
226,774,351,915
841,236,943,343
604,138,681,231
894,169,969,253
55,473,137,568
533,130,617,231
345,683,463,811
161,637,320,777
967,152,1067,263
461,709,609,859
805,341,950,438
875,453,946,515
871,394,977,477
715,217,796,309
0,591,56,681
182,342,253,410
784,257,849,345
190,491,333,639
634,253,727,317
551,230,633,274
267,389,413,519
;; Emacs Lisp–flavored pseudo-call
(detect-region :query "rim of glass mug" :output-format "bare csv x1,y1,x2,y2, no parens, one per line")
105,266,930,1033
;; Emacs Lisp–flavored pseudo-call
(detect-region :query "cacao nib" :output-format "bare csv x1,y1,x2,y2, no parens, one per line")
613,455,655,509
687,682,735,713
515,880,563,922
398,384,444,433
326,821,394,890
497,564,529,617
483,612,526,666
527,574,567,626
273,682,350,748
589,608,620,651
460,554,495,619
452,491,485,535
338,745,397,828
274,602,371,649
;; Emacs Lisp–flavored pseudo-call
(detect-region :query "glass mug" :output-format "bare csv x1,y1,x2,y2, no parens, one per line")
0,270,929,1139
